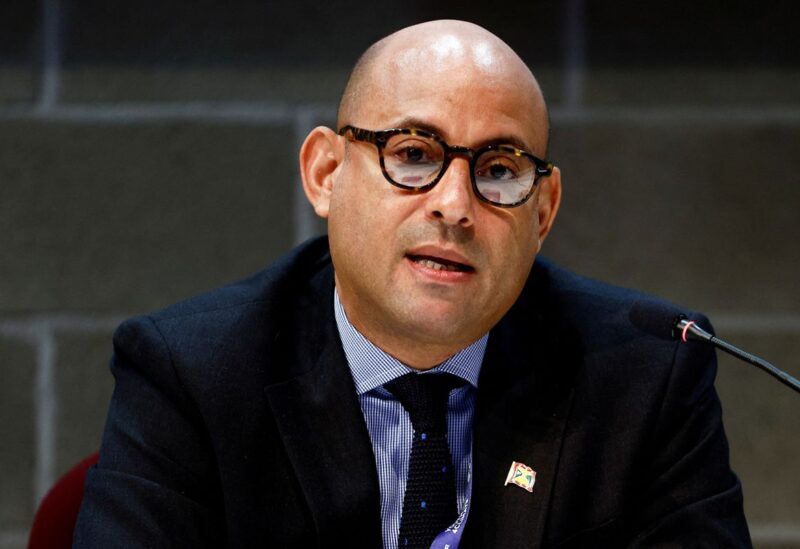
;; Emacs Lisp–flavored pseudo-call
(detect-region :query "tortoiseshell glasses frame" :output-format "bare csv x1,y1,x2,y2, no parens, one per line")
338,125,554,208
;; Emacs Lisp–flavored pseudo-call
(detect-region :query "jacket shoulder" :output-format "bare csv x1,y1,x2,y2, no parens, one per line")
114,237,333,371
111,236,333,386
529,257,700,346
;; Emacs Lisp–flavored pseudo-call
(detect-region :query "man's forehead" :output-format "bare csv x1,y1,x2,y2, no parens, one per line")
338,21,549,153
369,58,545,152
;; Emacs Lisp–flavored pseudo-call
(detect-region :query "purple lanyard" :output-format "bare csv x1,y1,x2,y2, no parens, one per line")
430,467,472,549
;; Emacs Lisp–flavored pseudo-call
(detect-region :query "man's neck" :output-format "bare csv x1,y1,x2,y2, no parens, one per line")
334,288,479,370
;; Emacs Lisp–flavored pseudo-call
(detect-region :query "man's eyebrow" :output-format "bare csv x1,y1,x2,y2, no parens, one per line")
390,117,446,138
389,116,534,154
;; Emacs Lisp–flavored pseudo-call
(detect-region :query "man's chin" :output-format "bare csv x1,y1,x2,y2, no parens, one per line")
396,306,486,346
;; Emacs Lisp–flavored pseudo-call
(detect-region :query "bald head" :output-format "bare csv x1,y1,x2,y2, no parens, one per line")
337,20,549,153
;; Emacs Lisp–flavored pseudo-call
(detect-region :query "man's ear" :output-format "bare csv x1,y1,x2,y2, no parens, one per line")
299,126,343,219
535,166,562,243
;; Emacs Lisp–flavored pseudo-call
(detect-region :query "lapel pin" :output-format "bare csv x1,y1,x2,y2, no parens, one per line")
505,461,536,492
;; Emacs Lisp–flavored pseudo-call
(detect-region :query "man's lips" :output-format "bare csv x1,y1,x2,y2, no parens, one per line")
405,247,475,273
407,255,474,272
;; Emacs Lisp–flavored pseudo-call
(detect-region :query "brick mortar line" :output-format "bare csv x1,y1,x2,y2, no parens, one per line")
708,314,800,334
0,531,28,548
37,0,62,113
292,109,321,245
0,315,128,338
1,103,800,125
33,327,56,505
3,313,800,338
553,106,800,126
0,102,335,125
562,0,586,111
749,523,800,543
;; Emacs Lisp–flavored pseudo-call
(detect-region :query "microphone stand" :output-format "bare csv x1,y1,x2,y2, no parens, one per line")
676,319,800,394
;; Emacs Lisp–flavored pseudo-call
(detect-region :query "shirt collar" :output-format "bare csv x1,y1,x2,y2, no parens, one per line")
334,288,487,395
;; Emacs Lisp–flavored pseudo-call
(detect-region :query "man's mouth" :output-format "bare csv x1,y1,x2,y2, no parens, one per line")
407,254,474,273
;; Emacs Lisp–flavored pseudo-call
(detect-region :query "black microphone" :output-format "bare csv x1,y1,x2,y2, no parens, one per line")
629,300,800,394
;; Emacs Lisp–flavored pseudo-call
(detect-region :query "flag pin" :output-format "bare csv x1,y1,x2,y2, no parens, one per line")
504,461,536,492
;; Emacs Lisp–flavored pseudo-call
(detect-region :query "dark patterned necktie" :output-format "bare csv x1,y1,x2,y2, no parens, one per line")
385,372,466,549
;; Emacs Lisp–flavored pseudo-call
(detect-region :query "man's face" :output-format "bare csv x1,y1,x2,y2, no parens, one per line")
321,36,559,365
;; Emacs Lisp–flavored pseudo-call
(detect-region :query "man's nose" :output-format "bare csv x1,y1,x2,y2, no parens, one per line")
425,156,475,227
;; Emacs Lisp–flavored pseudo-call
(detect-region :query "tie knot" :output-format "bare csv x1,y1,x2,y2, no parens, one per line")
385,373,465,433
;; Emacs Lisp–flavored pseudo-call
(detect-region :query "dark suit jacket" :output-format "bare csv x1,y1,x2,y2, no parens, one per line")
74,236,751,548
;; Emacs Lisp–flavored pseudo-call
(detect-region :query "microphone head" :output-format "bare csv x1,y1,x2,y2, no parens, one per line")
629,299,688,340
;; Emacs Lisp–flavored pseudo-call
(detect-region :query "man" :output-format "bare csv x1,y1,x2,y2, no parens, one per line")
75,20,751,548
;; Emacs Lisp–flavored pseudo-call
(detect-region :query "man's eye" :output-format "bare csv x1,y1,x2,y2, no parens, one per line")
480,162,517,180
386,135,440,166
400,147,426,163
491,164,513,178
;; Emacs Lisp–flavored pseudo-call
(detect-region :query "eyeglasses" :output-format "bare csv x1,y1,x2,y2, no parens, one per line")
338,125,553,208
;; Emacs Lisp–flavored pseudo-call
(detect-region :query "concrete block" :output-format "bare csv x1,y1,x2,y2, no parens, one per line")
584,3,798,68
0,335,36,531
0,67,36,105
58,2,564,72
0,121,297,314
60,66,351,105
579,68,800,108
545,123,800,313
54,331,115,476
714,332,800,525
57,65,565,108
0,2,37,107
54,0,567,106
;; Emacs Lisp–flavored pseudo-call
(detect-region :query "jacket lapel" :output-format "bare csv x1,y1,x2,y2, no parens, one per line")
462,268,582,548
263,263,382,548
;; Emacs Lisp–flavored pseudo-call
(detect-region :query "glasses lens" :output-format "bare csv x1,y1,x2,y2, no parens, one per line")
474,147,536,205
382,133,445,188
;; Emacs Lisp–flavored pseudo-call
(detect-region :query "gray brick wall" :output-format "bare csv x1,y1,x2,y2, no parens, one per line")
2,2,798,547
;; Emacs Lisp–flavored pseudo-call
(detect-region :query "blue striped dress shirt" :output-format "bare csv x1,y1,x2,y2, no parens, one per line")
334,290,488,549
